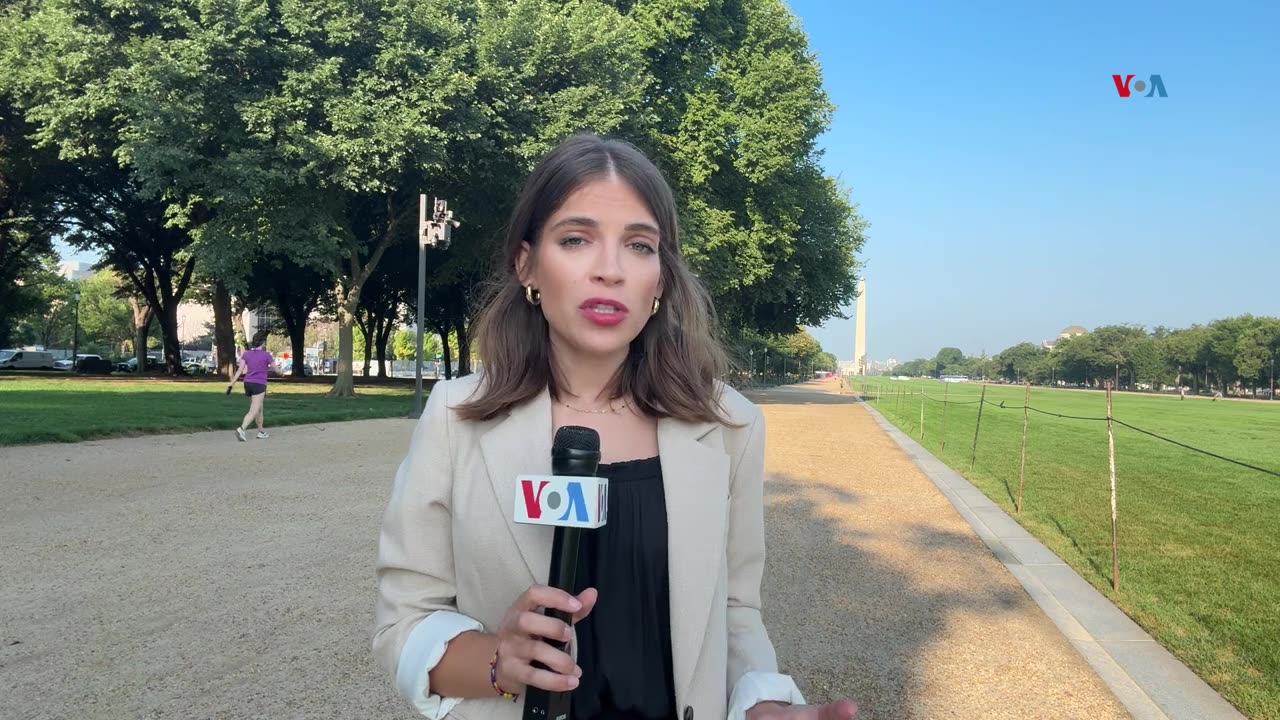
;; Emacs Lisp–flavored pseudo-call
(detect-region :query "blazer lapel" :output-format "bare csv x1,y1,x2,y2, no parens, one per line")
478,392,731,703
478,387,555,585
659,416,730,705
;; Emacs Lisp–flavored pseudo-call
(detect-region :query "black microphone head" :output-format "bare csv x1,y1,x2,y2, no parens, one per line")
553,425,600,454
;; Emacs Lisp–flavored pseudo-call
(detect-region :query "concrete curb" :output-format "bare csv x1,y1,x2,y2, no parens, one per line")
859,399,1246,720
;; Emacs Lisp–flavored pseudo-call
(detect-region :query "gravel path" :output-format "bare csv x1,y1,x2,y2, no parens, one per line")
750,381,1128,719
1,382,1128,719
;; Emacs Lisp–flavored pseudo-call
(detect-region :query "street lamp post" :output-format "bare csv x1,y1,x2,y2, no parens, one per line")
412,195,459,419
71,291,81,373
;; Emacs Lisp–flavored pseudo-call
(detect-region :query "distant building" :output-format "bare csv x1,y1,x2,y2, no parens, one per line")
176,303,215,345
1042,325,1087,351
58,261,94,281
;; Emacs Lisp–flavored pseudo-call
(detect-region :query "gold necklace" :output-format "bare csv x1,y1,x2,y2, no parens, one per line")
561,397,630,414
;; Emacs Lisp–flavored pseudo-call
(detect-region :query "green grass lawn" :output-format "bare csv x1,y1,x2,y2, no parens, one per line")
0,375,419,445
857,378,1280,719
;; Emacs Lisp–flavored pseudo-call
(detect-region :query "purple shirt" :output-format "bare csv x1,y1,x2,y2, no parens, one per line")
241,348,272,384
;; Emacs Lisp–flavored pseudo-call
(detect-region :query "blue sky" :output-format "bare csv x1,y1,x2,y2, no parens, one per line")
793,0,1279,362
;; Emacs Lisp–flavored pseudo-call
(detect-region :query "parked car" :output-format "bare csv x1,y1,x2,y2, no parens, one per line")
120,354,164,372
54,354,103,371
0,349,55,369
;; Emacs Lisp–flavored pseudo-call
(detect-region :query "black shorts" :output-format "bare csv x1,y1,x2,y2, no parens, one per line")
244,382,267,397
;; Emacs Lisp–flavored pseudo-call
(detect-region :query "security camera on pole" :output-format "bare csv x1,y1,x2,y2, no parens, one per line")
411,196,459,419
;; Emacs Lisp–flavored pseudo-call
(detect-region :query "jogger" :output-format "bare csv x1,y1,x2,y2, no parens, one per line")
227,332,273,441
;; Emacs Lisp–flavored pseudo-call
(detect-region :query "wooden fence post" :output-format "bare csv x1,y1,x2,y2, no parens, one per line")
940,382,951,452
969,383,987,472
919,385,926,441
1017,382,1030,513
1107,381,1120,591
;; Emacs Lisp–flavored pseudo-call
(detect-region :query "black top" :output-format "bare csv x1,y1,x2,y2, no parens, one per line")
570,455,678,720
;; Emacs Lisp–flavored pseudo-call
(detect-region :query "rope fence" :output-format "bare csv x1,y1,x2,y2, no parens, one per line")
851,377,1280,591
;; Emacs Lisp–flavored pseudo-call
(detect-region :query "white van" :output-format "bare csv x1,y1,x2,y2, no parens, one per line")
0,349,56,369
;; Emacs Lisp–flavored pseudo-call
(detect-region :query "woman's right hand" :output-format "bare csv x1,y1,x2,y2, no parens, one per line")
492,584,598,695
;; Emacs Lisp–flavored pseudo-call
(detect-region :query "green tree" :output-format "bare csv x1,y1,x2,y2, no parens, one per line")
624,0,866,334
392,327,440,362
12,256,73,349
1162,325,1211,393
1207,315,1257,395
933,347,964,377
1089,324,1146,388
1233,317,1280,397
1,2,201,374
995,342,1046,383
1130,334,1171,391
0,94,63,347
76,270,134,355
897,358,931,377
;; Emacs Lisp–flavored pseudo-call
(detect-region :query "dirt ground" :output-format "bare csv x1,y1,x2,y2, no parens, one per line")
750,382,1128,719
1,381,1128,719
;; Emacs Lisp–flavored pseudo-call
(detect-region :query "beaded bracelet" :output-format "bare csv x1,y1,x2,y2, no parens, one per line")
489,650,518,701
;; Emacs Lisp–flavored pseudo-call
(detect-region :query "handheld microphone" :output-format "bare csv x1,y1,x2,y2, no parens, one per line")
512,426,607,720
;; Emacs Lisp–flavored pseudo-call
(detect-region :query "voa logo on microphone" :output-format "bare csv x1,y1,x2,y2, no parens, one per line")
514,476,608,529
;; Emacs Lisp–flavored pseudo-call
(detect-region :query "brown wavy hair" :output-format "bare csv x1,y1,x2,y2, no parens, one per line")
456,133,733,425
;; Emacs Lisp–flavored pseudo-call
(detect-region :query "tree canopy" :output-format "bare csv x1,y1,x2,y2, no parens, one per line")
0,0,864,388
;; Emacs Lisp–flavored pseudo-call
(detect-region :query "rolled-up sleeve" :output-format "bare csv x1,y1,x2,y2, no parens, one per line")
372,382,477,716
394,610,484,718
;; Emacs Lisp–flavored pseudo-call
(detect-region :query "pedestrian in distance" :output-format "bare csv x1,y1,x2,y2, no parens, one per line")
372,133,859,720
227,330,273,441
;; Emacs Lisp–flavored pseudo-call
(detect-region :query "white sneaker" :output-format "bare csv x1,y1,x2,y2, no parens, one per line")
235,427,246,442
256,432,270,439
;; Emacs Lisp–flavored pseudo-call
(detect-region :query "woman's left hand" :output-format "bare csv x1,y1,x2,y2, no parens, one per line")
745,699,859,720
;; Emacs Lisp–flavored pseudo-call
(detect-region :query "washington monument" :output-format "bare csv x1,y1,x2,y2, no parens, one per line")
854,278,866,375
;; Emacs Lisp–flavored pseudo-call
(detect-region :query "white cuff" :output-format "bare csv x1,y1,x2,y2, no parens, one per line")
727,670,807,720
395,610,485,719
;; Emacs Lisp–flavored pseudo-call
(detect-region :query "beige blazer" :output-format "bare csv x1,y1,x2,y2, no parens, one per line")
372,373,802,720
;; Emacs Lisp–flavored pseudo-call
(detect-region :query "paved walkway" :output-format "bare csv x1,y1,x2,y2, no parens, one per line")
0,381,1236,718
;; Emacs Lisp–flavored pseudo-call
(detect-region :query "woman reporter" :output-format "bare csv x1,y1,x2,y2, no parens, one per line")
372,133,858,720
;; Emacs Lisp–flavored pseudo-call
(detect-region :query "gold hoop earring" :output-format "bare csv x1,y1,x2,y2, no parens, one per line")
651,297,660,316
525,285,541,305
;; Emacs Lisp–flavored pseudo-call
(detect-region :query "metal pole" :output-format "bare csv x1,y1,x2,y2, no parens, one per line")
71,292,80,373
412,194,427,418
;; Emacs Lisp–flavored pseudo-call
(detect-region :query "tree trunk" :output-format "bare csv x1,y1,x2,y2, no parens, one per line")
130,298,154,371
438,325,453,380
122,254,195,375
326,196,406,396
291,325,307,379
213,281,236,379
159,300,183,375
329,286,357,397
456,319,470,376
363,314,376,378
376,314,393,380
